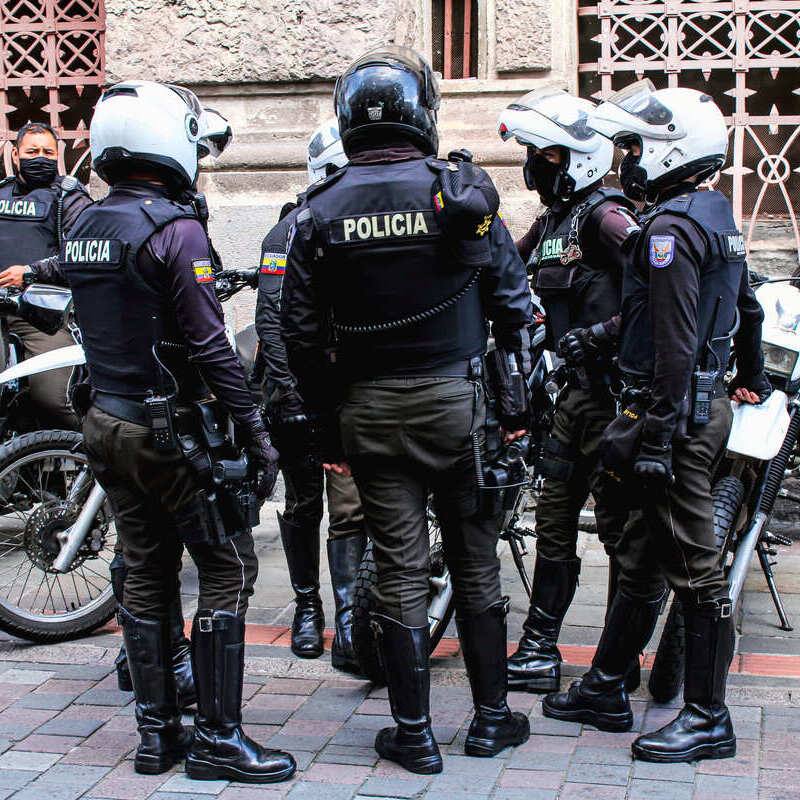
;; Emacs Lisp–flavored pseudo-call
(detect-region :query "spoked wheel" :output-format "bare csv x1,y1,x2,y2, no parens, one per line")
352,501,455,684
0,430,116,642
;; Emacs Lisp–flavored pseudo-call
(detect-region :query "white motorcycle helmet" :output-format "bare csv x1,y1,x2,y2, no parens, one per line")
588,79,728,202
498,88,614,205
198,108,233,160
90,81,206,188
307,117,347,183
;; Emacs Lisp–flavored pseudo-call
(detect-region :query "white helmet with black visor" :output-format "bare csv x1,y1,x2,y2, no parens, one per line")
588,79,728,202
498,88,614,206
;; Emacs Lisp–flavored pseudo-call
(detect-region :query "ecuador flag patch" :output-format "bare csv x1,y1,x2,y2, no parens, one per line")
261,252,287,275
192,259,214,284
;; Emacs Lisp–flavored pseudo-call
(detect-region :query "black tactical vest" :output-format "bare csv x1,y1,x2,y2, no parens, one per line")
619,190,745,377
0,177,62,270
306,157,486,378
60,192,195,397
528,186,629,348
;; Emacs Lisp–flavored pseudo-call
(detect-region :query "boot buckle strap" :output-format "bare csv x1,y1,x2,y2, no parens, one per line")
198,616,213,632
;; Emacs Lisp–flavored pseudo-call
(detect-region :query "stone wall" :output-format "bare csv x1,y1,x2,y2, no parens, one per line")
106,0,420,84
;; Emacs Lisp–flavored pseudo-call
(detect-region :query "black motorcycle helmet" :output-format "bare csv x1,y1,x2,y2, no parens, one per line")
334,46,440,156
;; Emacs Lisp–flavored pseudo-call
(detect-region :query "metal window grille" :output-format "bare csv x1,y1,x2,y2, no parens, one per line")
578,0,800,262
0,0,105,182
432,0,479,78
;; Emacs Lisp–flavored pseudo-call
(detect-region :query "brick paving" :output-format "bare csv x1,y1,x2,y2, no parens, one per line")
0,490,798,798
0,646,795,799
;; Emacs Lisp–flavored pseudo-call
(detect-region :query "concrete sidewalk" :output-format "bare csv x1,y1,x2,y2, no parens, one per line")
0,477,798,800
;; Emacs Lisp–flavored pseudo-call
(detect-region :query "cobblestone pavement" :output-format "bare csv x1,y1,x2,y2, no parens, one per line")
0,481,797,799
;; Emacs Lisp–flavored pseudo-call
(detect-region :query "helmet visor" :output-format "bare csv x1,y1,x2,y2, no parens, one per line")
336,46,440,111
605,79,677,130
506,88,595,142
198,108,232,159
166,84,203,117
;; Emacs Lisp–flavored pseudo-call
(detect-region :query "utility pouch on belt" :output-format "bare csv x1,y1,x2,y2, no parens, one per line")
597,400,647,486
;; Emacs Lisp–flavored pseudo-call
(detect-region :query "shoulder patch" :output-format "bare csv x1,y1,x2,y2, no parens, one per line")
192,258,214,284
261,251,286,275
649,235,675,268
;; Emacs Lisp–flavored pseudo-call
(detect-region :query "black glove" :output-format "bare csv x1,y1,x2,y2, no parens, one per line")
558,327,592,367
278,389,307,424
634,439,674,487
557,319,617,368
728,371,772,404
246,422,280,500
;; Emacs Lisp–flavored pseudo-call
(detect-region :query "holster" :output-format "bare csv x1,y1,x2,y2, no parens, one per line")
170,489,233,547
485,347,529,430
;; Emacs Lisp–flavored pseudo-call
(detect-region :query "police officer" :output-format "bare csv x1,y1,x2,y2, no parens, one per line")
61,81,295,783
497,89,641,694
542,81,769,764
256,119,366,672
282,47,533,774
0,121,92,427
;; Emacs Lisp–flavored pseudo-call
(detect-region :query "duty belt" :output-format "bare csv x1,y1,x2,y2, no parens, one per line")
91,390,148,426
619,372,727,408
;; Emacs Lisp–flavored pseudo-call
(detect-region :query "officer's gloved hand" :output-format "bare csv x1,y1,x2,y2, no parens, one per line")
634,439,674,488
558,319,617,368
728,372,772,405
279,390,307,425
246,422,280,500
557,327,595,367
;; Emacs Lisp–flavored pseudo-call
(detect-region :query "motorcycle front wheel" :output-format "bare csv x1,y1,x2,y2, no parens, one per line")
0,430,116,642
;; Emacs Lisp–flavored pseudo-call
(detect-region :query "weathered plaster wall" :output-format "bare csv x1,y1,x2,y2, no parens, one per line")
105,0,423,84
495,0,552,72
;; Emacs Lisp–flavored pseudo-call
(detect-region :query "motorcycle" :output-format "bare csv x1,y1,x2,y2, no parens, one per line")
0,269,262,643
647,274,795,702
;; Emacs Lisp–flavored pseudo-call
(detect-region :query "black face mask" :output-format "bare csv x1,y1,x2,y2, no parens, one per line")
18,156,59,188
523,148,571,207
619,151,648,202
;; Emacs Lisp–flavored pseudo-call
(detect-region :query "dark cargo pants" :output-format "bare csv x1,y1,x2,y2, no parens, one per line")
83,406,258,619
616,398,733,606
536,386,629,561
340,377,499,627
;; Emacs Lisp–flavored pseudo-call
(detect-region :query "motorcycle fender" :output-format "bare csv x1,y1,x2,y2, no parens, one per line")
726,389,790,461
0,344,85,385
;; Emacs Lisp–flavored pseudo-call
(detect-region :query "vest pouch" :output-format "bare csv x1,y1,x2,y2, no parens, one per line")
534,265,577,293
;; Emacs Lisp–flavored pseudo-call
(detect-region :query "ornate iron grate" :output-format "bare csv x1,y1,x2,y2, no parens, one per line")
578,0,800,262
0,0,105,181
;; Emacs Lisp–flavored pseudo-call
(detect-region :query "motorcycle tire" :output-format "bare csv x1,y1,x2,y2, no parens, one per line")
0,430,117,643
647,475,745,703
352,539,455,685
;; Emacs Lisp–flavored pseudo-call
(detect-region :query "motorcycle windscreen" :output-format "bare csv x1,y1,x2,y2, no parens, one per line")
18,285,73,336
726,389,790,460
